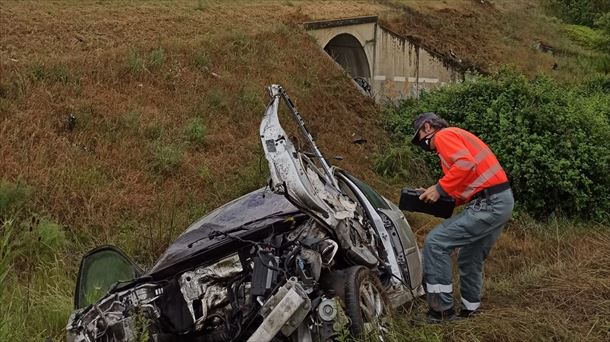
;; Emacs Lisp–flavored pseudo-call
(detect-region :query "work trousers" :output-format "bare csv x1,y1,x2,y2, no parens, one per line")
423,189,514,312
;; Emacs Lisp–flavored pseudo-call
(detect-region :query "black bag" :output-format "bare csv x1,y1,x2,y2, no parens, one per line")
399,188,455,219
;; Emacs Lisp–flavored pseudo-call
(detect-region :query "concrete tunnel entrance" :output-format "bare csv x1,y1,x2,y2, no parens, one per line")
323,33,371,93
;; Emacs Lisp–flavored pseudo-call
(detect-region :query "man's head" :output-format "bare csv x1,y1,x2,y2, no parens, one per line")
411,112,448,150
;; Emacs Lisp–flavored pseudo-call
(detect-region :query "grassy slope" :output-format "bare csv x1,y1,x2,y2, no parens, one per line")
0,1,608,341
378,0,607,82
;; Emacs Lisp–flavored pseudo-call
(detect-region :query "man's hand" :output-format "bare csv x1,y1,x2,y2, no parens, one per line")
419,185,440,203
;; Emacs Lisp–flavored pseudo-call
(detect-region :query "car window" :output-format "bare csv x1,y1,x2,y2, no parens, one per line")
343,173,391,210
75,247,142,309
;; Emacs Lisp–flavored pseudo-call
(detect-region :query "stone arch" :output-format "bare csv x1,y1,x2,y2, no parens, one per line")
323,33,371,80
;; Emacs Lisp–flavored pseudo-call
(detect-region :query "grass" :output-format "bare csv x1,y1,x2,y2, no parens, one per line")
373,216,610,342
184,117,207,146
0,0,608,341
30,62,74,84
378,0,608,83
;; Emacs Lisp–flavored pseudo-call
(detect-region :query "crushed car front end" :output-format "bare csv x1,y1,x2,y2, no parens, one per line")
67,85,423,342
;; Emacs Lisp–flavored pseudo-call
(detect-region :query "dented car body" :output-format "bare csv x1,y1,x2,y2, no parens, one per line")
66,85,423,342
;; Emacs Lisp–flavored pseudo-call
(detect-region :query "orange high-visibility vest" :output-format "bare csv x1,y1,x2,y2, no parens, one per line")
432,127,508,205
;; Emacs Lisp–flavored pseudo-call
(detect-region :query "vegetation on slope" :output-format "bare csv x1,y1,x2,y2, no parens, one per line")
379,0,610,80
384,69,610,222
0,2,388,340
1,1,609,341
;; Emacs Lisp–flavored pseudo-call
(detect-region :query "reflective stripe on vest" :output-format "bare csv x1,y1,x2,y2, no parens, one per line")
461,163,503,199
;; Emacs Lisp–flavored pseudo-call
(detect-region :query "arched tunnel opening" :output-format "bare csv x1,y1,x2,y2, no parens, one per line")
324,33,372,95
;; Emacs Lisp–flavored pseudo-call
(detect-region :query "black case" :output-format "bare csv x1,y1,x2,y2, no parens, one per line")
399,188,456,218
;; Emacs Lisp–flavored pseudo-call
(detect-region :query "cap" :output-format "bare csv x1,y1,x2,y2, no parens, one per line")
411,112,442,144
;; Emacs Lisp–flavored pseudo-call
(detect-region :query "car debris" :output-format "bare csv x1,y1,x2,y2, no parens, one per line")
66,84,423,342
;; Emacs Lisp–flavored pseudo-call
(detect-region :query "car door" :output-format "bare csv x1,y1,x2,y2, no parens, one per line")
74,245,143,309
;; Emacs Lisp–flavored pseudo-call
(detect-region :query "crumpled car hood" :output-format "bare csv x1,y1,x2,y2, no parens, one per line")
150,188,299,275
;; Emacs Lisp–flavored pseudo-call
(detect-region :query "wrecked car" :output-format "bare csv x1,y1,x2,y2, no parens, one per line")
66,85,423,342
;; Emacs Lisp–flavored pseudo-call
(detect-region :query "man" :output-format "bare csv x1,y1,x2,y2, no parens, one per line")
411,112,514,322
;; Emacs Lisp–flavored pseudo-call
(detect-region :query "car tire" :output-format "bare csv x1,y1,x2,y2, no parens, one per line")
343,266,389,337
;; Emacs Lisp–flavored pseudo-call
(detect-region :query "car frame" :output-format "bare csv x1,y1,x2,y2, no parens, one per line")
66,85,423,342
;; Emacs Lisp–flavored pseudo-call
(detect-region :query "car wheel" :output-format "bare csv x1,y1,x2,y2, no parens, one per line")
343,266,389,337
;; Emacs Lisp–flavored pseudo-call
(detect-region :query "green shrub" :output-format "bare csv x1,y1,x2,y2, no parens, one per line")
563,24,605,48
386,68,610,222
373,145,432,186
545,0,610,27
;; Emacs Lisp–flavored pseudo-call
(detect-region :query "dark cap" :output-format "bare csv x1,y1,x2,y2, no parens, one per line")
411,112,445,144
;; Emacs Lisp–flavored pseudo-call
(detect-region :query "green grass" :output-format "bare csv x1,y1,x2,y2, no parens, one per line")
150,141,184,176
184,117,206,146
30,62,74,84
126,47,166,74
563,24,606,48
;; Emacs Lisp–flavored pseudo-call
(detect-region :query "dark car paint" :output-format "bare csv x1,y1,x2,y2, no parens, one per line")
148,188,304,279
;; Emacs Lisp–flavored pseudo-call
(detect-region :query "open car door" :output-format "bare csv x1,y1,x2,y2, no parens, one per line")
74,246,144,309
260,85,378,267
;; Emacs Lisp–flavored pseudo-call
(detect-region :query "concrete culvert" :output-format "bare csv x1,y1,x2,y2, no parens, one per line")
324,33,371,92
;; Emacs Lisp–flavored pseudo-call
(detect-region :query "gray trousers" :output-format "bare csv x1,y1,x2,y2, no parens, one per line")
423,189,514,312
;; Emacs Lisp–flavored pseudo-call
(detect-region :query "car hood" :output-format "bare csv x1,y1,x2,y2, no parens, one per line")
150,188,300,275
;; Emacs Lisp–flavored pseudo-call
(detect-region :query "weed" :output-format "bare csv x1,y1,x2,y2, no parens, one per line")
563,24,605,48
195,0,208,11
117,109,142,132
133,307,151,342
149,47,165,69
184,117,206,146
0,180,31,217
207,87,228,112
193,50,210,71
238,89,262,112
126,47,165,74
0,219,16,287
144,123,164,140
37,218,66,253
151,141,184,176
30,62,72,84
127,48,147,74
197,165,212,182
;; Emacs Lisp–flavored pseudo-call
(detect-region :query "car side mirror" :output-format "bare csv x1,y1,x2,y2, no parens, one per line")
74,246,143,309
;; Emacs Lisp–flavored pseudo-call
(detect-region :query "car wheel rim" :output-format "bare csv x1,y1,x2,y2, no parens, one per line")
359,277,386,335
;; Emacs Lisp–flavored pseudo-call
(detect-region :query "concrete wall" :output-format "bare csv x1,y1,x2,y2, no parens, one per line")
307,21,376,82
305,17,462,101
372,28,461,101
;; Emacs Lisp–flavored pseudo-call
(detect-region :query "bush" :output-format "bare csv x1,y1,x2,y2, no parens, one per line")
386,68,610,222
373,145,432,186
545,0,610,27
